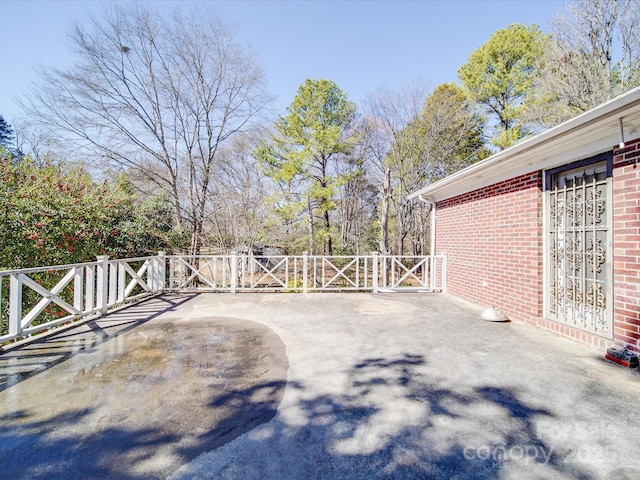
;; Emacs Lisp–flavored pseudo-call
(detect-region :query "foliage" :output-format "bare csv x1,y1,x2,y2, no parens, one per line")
0,116,14,150
458,24,548,150
20,4,269,256
0,116,21,161
362,82,430,254
393,83,489,254
13,1,637,259
525,0,640,128
363,82,488,255
255,79,358,254
0,156,177,269
412,83,489,182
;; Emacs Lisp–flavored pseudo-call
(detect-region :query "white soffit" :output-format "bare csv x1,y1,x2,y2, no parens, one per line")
408,86,640,202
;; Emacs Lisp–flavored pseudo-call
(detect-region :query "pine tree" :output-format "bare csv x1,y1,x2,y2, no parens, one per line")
0,115,14,150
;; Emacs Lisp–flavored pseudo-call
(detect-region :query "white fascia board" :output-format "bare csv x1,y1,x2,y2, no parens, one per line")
408,86,640,202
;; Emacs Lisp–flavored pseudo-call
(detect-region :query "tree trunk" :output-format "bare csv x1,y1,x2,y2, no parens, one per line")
307,193,315,255
324,208,332,255
379,167,391,254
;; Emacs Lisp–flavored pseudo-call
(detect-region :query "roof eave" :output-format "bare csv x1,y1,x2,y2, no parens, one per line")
408,86,640,202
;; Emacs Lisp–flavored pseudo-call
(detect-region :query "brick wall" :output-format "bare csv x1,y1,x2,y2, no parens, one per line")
434,141,640,354
436,171,543,325
613,137,640,353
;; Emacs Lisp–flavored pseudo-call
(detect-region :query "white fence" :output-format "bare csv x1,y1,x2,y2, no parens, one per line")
0,255,166,344
167,253,446,293
1,252,445,344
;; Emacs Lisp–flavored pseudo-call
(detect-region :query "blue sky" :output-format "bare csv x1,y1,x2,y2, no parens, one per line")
0,0,566,124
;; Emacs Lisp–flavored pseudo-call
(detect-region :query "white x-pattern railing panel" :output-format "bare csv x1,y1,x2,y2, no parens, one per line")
165,253,446,293
167,255,234,291
379,256,437,289
309,256,372,290
242,256,290,290
1,255,166,343
1,252,445,344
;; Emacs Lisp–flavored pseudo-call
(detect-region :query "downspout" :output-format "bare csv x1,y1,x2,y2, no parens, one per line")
418,195,436,256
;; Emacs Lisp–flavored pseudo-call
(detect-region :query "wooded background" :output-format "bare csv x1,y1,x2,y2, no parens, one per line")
2,0,638,267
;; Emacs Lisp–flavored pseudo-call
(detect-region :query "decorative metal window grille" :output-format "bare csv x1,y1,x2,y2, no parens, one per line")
545,153,613,338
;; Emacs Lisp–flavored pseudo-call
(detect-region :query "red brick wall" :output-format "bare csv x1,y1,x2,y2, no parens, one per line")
434,140,640,354
436,171,543,325
613,138,640,353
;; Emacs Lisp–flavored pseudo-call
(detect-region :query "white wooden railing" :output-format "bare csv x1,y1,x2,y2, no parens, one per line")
1,252,445,344
166,253,446,293
0,254,166,344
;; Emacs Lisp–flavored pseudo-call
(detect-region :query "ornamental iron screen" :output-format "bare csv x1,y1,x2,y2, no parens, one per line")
545,153,613,338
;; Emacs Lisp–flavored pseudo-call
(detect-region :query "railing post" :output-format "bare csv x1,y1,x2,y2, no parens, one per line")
440,253,447,293
96,255,109,314
85,265,95,313
168,254,175,290
429,255,436,292
73,266,84,313
8,274,23,337
372,251,379,293
156,251,166,292
117,261,126,303
230,251,238,294
148,257,155,293
109,262,117,307
302,251,308,293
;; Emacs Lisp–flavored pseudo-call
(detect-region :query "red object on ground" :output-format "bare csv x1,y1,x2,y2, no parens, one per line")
605,346,639,368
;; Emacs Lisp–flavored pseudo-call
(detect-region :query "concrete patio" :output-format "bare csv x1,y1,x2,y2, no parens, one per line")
1,292,639,479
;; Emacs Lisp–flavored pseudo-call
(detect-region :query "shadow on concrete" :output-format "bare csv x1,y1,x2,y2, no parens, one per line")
1,383,290,480
0,408,175,480
2,288,631,479
0,294,198,392
172,352,596,479
0,296,290,479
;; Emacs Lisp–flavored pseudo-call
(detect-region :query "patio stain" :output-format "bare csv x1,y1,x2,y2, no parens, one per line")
0,315,288,480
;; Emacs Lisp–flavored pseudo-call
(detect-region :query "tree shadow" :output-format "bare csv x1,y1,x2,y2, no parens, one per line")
173,352,597,480
0,293,198,391
0,407,181,480
0,332,607,479
0,306,290,480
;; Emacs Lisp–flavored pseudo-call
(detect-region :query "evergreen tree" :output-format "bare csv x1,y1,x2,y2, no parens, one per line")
458,24,548,150
255,79,357,254
0,115,14,150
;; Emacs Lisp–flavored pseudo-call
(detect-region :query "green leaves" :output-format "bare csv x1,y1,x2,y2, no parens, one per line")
458,24,548,149
255,79,357,254
0,117,14,150
0,157,174,269
278,79,357,160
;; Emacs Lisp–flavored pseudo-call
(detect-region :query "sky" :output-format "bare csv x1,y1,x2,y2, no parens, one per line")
0,0,567,126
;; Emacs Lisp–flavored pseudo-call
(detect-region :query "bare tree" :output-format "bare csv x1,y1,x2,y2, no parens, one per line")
527,0,640,127
208,129,271,252
363,82,487,255
363,82,430,254
20,4,270,255
334,143,377,255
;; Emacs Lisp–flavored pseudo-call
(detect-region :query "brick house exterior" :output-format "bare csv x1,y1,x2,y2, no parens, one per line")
613,139,640,351
409,87,640,354
436,172,544,328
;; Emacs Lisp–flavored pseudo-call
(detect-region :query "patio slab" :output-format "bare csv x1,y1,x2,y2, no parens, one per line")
1,292,639,479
